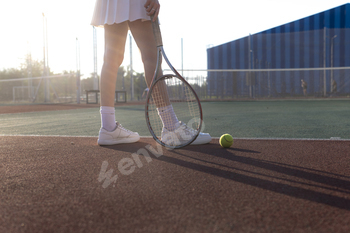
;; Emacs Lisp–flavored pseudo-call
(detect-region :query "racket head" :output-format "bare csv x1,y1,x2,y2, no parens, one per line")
145,74,203,149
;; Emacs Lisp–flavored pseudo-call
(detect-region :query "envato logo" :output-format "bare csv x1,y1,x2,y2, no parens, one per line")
98,118,205,188
98,143,163,188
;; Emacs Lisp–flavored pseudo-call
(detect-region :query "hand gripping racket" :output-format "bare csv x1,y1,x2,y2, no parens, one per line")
145,16,203,149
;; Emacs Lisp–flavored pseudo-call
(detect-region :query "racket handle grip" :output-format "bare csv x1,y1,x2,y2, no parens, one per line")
151,15,163,47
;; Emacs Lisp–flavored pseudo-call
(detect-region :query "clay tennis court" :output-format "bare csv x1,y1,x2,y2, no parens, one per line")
1,104,349,233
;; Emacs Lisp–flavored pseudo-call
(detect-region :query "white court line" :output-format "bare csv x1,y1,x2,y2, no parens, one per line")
216,137,350,141
1,134,349,141
0,134,97,138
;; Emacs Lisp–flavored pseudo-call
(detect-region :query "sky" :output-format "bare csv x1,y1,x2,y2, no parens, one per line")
0,0,349,79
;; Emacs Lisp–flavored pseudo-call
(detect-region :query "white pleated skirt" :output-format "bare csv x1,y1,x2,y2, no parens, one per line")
91,0,151,27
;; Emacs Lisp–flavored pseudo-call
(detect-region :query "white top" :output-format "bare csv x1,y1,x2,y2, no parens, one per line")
91,0,151,27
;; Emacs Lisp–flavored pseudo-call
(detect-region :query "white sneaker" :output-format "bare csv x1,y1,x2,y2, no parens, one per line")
98,122,140,145
161,121,211,146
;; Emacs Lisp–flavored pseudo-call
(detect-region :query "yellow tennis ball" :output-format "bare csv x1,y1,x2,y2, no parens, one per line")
220,134,233,148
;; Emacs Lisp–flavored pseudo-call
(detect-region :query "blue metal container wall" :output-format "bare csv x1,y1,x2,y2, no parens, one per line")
207,4,350,97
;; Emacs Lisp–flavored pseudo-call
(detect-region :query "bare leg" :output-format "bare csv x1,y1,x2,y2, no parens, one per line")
128,20,158,87
97,22,140,143
100,22,129,107
129,19,170,107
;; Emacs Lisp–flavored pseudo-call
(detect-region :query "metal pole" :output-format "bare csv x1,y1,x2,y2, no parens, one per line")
248,34,252,98
130,33,134,101
76,38,81,104
45,16,50,102
267,61,270,97
46,17,49,74
27,41,33,100
93,26,98,90
323,27,326,97
252,51,254,98
181,38,183,76
331,35,337,89
42,13,48,102
122,70,125,90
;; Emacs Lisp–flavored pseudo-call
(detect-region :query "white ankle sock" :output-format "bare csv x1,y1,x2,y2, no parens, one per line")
100,106,117,132
157,105,179,131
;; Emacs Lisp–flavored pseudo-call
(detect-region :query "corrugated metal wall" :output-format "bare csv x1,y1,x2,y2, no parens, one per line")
207,4,350,98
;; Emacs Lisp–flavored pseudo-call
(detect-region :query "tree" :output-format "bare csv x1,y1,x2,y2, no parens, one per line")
0,59,45,102
0,59,79,103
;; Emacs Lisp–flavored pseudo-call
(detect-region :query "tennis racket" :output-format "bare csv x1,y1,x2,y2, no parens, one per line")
145,16,203,149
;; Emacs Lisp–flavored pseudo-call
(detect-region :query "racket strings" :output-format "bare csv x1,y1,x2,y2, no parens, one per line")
157,105,179,131
147,76,201,146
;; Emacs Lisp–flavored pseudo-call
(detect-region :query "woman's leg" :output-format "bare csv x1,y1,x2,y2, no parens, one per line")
129,20,177,131
100,22,129,107
99,22,128,132
128,20,157,87
129,20,170,107
129,20,211,145
97,22,140,145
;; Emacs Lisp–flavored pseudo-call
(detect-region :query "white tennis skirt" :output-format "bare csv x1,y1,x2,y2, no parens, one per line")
91,0,151,27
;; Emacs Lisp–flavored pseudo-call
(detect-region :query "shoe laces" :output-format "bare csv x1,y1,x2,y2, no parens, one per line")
117,123,132,133
179,122,197,135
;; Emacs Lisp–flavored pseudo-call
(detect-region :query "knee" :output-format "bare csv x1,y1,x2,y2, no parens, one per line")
103,49,124,72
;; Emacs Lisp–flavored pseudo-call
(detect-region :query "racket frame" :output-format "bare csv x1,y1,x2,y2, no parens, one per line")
145,17,203,149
